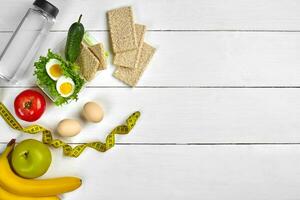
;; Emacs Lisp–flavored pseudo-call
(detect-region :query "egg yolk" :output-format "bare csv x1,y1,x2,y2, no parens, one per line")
59,82,73,95
50,64,62,78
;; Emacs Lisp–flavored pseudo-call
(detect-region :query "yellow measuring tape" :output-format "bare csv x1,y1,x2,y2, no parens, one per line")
0,102,140,157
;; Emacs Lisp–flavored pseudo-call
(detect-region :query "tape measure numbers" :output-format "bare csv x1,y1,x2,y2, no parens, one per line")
0,102,140,157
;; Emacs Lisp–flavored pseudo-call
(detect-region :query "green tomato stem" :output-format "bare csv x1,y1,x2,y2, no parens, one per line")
24,101,32,109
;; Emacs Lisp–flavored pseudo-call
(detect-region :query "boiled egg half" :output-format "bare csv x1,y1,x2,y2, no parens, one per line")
46,59,63,81
56,76,75,98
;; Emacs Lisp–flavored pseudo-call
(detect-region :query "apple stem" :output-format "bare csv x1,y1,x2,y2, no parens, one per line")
23,151,29,158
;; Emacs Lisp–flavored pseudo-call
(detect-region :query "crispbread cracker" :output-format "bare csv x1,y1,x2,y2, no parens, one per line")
113,42,156,86
76,43,99,81
113,24,146,68
107,7,137,53
88,43,107,70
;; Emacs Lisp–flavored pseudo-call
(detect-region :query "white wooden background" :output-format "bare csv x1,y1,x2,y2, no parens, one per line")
1,0,300,199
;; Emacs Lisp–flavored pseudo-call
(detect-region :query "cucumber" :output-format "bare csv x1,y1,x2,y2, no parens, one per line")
65,15,85,63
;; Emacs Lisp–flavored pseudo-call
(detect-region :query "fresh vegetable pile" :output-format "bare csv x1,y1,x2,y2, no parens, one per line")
34,50,85,106
34,15,107,106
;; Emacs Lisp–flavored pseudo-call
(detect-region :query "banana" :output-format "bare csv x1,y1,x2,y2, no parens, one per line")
0,186,60,200
0,139,82,197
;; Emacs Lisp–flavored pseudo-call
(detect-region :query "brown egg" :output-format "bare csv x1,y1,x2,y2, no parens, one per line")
56,119,82,137
82,101,104,123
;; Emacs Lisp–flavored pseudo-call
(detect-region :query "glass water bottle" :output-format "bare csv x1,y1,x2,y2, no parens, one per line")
0,0,59,83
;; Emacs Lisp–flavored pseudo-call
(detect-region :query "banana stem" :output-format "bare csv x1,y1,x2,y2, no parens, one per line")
3,139,15,157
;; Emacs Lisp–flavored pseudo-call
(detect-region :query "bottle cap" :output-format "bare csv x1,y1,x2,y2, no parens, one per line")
33,0,59,18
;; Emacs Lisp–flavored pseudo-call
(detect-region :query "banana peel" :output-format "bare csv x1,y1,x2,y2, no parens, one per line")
0,186,60,200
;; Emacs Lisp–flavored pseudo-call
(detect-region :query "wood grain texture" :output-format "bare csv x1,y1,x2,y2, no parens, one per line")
1,0,300,31
1,0,300,199
1,88,300,143
2,31,300,87
1,144,300,200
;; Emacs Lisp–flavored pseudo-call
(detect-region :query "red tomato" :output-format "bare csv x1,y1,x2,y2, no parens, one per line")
14,90,46,122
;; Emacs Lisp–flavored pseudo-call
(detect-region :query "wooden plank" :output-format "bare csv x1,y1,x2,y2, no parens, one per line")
1,144,300,200
1,0,300,31
1,88,300,143
1,31,300,87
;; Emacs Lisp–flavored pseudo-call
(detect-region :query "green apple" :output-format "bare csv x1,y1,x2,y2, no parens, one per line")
11,139,52,179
